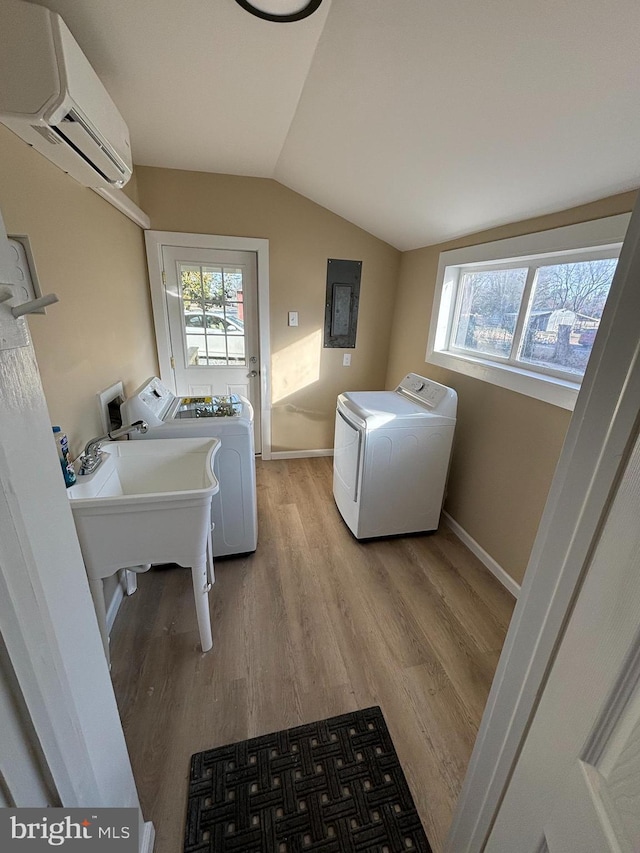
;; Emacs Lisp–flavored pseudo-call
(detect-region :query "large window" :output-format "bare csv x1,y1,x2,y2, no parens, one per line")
426,215,630,409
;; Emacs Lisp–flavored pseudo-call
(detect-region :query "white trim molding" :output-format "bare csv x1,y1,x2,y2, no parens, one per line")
427,213,631,410
92,187,150,229
105,579,124,634
442,512,520,599
141,821,155,853
144,230,272,460
270,449,334,460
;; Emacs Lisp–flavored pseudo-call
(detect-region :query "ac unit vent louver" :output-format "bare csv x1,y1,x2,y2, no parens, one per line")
54,110,130,185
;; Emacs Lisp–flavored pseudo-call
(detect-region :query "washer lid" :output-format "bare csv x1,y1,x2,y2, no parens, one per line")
338,391,455,428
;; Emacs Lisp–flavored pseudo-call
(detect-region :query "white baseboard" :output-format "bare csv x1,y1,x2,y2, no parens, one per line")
270,449,334,459
140,820,155,853
442,511,521,598
105,578,124,633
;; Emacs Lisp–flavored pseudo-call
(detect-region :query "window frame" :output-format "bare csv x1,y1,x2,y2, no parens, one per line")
426,214,631,410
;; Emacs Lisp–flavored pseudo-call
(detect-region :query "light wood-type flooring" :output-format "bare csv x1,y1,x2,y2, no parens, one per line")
110,457,515,852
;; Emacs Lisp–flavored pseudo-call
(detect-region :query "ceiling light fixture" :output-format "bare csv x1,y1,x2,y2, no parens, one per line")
234,0,323,23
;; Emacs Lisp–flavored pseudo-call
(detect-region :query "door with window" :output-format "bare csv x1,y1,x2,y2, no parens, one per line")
162,246,261,451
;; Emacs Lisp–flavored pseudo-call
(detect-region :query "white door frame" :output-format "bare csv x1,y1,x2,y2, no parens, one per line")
0,634,56,807
0,208,153,849
145,230,272,460
447,199,640,851
0,393,154,851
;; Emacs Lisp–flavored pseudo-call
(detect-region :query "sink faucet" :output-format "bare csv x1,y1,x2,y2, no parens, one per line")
80,420,149,475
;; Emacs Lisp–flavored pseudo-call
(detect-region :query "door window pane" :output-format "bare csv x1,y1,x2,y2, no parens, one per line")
222,268,243,301
180,263,246,365
454,268,528,357
518,258,617,376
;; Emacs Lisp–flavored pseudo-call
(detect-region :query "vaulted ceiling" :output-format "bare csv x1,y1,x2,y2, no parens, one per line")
36,0,640,249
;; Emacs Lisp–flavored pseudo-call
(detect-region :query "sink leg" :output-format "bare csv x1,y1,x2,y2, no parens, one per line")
122,569,138,596
191,561,213,652
87,576,110,666
207,525,215,586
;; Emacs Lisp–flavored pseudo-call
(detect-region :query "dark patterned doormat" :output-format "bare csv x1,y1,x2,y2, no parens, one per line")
185,706,432,852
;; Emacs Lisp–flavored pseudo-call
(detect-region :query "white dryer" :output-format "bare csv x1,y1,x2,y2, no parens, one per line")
121,377,257,556
333,373,457,539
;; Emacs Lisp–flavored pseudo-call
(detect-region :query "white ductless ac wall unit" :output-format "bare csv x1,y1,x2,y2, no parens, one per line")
0,0,133,191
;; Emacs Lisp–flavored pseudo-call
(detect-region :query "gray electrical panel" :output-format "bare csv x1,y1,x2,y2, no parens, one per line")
324,258,362,348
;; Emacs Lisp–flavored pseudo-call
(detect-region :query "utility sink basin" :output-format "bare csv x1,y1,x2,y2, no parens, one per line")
68,437,220,658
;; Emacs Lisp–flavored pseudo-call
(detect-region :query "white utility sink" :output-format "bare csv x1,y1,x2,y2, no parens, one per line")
68,437,220,659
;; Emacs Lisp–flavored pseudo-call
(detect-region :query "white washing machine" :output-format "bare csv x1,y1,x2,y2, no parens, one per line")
121,377,257,556
333,373,457,539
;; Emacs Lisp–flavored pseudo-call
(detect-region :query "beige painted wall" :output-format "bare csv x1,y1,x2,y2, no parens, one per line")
135,166,400,452
0,125,158,459
386,190,638,585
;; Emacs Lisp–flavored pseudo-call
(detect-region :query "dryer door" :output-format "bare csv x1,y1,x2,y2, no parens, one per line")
334,407,362,501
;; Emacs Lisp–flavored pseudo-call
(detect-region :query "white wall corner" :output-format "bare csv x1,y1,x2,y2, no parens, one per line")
442,511,520,598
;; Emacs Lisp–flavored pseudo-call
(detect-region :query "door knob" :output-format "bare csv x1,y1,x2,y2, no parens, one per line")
247,370,258,378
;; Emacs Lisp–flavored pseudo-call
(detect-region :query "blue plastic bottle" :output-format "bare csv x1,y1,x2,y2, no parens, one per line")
52,426,77,487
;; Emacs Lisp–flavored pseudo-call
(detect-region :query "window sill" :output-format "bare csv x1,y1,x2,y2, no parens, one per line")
427,348,580,410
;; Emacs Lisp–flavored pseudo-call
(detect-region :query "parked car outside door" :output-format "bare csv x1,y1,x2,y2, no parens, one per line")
184,310,245,364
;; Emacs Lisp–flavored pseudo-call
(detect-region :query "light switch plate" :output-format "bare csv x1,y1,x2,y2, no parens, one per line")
343,353,352,366
288,311,298,327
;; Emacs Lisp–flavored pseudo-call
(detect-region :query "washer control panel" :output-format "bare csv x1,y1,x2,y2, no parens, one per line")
121,376,174,427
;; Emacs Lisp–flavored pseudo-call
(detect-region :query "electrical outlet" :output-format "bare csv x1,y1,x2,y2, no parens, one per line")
343,353,352,366
288,311,298,327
